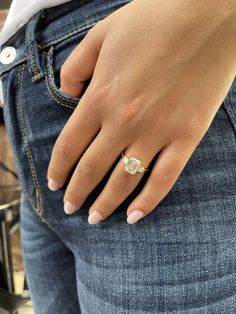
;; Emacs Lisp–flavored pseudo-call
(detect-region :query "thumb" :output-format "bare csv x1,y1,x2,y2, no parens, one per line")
60,21,106,98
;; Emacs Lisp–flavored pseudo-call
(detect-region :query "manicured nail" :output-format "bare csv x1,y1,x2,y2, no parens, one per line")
48,178,61,191
127,210,144,224
88,210,102,225
64,201,77,214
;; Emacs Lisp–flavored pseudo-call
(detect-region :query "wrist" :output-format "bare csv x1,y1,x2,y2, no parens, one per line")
194,1,236,68
216,1,236,31
227,7,236,38
217,2,236,68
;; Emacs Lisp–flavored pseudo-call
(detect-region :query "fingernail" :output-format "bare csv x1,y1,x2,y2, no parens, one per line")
127,210,144,224
59,87,63,93
48,178,61,191
88,210,102,225
64,201,77,214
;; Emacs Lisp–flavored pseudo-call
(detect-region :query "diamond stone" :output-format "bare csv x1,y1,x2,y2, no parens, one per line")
125,157,141,175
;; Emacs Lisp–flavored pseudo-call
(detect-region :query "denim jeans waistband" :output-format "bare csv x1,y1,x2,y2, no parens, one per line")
0,0,131,78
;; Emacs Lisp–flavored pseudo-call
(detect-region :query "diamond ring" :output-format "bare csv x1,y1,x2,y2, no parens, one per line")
121,152,149,175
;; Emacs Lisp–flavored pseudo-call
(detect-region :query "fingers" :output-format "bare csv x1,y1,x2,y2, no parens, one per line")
47,21,109,192
126,139,197,224
63,129,125,214
86,144,157,224
46,91,101,190
60,21,106,98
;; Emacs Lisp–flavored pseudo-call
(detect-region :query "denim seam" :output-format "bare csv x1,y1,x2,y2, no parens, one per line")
17,64,48,225
25,12,45,82
0,57,26,77
40,21,97,47
46,48,79,104
26,22,39,76
43,49,78,109
45,75,77,109
0,22,97,77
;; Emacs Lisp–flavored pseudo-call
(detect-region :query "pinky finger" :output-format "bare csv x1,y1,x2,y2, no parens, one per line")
126,138,197,224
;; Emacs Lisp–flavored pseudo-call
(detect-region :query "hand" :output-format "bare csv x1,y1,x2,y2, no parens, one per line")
47,0,236,224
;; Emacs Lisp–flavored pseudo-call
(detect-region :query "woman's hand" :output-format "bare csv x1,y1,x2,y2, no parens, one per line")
47,0,236,224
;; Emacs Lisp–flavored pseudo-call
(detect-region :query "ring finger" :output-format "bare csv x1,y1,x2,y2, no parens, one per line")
87,143,159,224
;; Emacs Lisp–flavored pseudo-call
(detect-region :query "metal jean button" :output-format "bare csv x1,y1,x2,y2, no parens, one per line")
0,46,17,65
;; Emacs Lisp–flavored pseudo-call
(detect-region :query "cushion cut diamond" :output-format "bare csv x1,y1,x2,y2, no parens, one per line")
125,157,141,174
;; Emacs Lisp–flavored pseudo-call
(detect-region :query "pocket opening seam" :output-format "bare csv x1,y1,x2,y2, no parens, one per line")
43,47,79,109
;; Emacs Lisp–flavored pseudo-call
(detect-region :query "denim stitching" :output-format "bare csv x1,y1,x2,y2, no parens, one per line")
26,20,40,76
25,12,45,82
39,0,132,47
1,3,132,77
33,73,43,81
46,48,79,104
45,76,77,109
16,64,47,224
41,21,97,47
0,22,98,77
43,49,79,109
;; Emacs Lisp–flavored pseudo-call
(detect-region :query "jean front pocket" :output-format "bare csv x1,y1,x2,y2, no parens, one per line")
14,28,96,222
42,26,94,110
43,46,81,110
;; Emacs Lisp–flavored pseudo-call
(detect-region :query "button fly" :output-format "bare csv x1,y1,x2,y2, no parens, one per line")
0,46,17,65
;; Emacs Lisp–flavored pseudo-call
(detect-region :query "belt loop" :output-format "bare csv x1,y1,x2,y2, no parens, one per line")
25,10,45,82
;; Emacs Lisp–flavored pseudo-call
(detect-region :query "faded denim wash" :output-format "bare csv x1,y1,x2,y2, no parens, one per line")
0,0,236,313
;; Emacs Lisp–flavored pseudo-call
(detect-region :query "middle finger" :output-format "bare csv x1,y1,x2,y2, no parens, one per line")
63,128,125,214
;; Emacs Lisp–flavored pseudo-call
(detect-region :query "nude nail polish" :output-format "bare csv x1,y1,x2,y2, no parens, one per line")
127,210,144,224
88,211,102,224
64,201,77,214
48,178,60,191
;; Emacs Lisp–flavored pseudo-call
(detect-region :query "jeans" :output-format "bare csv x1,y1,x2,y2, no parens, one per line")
0,0,236,313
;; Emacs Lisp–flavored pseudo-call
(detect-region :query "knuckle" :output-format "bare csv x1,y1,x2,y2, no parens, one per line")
113,172,134,193
64,190,82,205
117,104,140,126
158,169,178,185
159,174,173,185
54,137,74,159
77,163,96,180
91,83,110,102
82,84,108,112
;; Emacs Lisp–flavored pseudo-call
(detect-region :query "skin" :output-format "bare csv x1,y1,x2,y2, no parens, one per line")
47,0,236,224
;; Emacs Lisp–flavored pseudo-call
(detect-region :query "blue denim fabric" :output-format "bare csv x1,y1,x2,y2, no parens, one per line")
1,0,236,313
